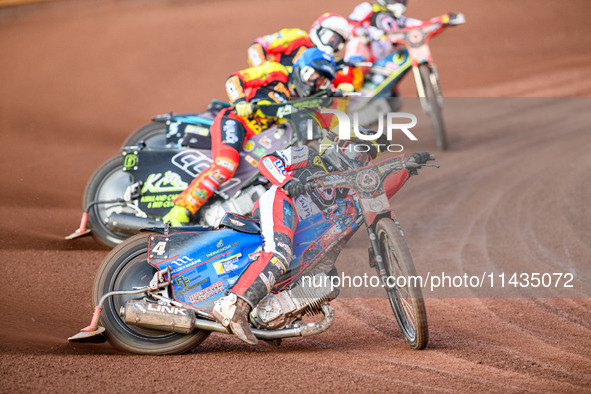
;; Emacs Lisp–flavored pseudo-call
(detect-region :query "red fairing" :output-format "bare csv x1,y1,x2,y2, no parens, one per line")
383,162,410,200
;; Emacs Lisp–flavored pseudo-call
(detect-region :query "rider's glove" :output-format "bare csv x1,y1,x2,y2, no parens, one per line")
411,152,432,164
283,178,307,197
336,83,355,94
235,101,254,118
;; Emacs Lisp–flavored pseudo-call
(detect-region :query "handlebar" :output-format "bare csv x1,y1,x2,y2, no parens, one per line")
305,152,439,189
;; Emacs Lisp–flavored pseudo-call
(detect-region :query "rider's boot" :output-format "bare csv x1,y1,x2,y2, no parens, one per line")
213,293,258,345
161,205,191,226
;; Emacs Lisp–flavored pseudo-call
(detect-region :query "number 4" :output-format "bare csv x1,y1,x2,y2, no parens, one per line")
152,241,167,256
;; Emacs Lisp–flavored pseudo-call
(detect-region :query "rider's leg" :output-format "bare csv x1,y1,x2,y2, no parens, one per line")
164,109,245,225
213,186,296,345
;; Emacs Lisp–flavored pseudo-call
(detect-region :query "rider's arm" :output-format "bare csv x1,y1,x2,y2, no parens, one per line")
247,29,311,67
259,146,310,186
225,62,290,105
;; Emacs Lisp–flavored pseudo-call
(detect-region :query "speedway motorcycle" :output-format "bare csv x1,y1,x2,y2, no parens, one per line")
69,150,438,354
66,97,336,248
347,12,466,150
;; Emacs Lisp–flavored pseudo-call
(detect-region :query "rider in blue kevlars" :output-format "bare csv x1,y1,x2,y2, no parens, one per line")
212,128,387,345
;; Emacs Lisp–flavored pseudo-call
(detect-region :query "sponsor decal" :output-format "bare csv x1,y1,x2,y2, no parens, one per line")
185,124,210,136
175,277,207,296
189,281,224,304
123,154,137,169
141,171,189,194
222,120,239,145
243,141,255,152
167,256,202,274
260,137,272,149
313,156,328,173
245,155,258,167
229,218,245,227
213,253,242,274
206,240,240,258
216,158,236,171
274,159,287,175
253,148,266,158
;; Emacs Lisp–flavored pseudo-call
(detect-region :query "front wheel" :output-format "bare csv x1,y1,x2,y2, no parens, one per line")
375,218,428,349
93,233,210,354
418,64,448,151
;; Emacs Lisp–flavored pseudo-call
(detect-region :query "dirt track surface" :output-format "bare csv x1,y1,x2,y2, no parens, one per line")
1,0,590,392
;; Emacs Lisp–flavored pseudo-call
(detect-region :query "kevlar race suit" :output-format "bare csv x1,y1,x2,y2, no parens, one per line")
345,1,422,63
172,61,293,215
228,145,332,309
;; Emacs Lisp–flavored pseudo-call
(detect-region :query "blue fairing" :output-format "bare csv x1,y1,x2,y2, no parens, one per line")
148,228,262,311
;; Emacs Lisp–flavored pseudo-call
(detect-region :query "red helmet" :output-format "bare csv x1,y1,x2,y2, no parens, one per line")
309,13,351,55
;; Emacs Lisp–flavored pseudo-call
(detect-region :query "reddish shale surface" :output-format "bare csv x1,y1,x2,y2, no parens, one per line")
1,0,590,392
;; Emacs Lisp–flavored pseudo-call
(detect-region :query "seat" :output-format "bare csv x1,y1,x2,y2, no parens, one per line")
219,212,261,234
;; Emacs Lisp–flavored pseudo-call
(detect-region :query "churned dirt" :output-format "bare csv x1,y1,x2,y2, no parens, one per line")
1,0,590,392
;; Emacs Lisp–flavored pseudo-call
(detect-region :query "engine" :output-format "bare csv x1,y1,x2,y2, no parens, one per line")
199,184,267,227
250,272,338,330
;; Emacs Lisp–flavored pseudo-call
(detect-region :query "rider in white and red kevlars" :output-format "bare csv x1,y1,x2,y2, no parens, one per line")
213,135,384,345
345,0,422,63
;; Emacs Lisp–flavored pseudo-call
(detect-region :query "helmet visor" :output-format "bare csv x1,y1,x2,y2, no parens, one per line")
300,66,331,91
317,27,346,52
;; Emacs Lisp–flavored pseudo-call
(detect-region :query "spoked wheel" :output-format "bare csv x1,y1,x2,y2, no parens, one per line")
83,155,137,248
93,233,210,354
122,122,167,148
375,218,428,349
418,63,448,151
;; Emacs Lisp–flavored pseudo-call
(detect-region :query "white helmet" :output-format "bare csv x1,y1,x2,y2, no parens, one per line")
377,0,408,18
309,13,351,55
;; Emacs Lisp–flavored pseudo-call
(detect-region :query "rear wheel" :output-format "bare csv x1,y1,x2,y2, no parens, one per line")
93,233,210,354
375,218,428,349
122,122,167,148
84,155,135,248
418,64,448,151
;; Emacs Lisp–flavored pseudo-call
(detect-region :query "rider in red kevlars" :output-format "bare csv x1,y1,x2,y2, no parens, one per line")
247,13,363,94
161,48,338,227
345,0,422,63
247,13,351,67
212,130,394,345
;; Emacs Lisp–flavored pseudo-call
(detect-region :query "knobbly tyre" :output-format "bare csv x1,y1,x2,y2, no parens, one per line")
68,149,438,354
347,12,465,150
65,96,337,248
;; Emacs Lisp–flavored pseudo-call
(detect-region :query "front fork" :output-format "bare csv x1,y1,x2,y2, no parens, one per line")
412,64,444,112
366,225,390,287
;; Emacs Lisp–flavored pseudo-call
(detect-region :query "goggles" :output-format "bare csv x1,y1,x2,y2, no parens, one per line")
300,66,331,91
317,27,346,52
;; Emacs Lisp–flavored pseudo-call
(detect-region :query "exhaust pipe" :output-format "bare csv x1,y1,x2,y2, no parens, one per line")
120,300,335,339
120,300,196,334
107,213,162,234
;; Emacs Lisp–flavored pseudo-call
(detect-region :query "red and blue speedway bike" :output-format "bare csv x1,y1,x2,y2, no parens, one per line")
348,12,466,150
69,148,438,354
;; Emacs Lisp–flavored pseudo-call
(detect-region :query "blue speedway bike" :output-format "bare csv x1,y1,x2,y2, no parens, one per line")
69,149,437,354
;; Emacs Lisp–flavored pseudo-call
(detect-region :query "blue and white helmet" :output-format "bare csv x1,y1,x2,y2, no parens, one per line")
291,48,336,97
